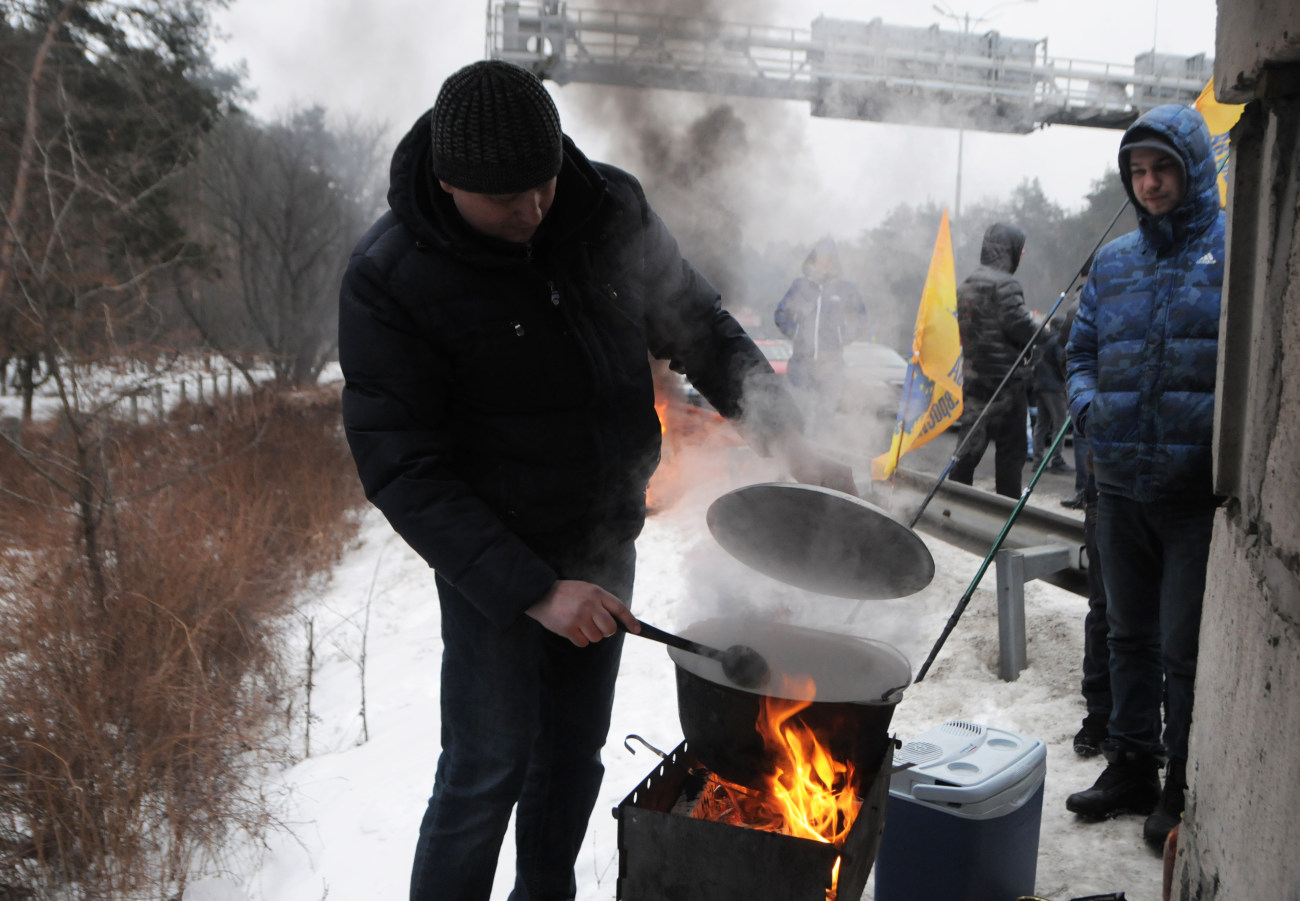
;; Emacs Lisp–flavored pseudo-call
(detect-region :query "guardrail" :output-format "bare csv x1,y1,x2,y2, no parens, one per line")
887,465,1088,595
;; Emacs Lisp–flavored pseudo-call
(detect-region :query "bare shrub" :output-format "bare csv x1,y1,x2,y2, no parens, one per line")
0,385,363,899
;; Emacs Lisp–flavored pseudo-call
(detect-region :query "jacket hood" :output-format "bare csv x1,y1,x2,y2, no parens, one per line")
385,109,606,266
979,222,1026,273
1118,103,1219,253
802,236,841,279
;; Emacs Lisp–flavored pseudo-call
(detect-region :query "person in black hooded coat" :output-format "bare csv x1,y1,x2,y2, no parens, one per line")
338,60,854,901
948,221,1038,498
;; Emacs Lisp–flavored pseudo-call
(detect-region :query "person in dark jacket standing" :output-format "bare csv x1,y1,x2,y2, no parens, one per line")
1059,256,1095,508
338,61,854,901
948,222,1038,498
1063,103,1224,853
1031,315,1072,474
774,237,868,435
1057,293,1111,759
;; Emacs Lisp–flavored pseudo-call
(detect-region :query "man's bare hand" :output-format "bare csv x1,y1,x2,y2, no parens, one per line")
525,579,641,646
780,433,858,496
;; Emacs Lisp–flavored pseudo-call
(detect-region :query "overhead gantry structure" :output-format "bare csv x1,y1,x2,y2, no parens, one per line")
486,1,1211,134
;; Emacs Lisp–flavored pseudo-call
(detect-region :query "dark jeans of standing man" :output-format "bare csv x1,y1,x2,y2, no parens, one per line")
948,386,1029,499
1095,493,1217,762
1032,387,1069,469
1071,435,1090,496
410,542,635,901
788,355,845,439
1080,477,1111,722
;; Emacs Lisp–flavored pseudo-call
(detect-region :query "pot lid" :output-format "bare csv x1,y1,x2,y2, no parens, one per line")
706,482,935,600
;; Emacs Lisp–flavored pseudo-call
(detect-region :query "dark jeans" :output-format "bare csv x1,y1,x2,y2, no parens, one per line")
1071,434,1089,494
948,387,1028,499
1095,493,1217,761
1032,387,1068,467
1080,477,1111,718
410,542,636,901
788,356,844,438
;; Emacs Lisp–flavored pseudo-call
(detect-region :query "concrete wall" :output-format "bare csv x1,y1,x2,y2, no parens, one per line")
1173,4,1300,897
1213,4,1300,102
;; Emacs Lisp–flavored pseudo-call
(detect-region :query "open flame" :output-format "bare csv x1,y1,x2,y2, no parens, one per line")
690,676,861,898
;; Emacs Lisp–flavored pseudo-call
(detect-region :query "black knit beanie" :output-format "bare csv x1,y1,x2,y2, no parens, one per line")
431,60,563,194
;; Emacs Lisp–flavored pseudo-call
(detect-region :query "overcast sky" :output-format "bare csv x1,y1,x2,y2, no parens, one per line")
210,0,1218,246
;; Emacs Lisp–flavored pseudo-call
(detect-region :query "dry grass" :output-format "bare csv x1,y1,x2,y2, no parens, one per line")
0,385,363,899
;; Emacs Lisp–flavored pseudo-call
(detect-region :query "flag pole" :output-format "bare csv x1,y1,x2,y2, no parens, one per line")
887,354,922,476
870,207,960,485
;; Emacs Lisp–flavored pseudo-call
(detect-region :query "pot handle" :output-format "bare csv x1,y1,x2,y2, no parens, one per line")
880,682,909,703
623,734,669,759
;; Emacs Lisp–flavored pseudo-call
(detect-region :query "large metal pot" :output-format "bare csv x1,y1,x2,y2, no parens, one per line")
667,618,912,789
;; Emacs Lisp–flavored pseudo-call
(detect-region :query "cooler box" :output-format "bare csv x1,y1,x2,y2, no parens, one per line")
873,720,1047,901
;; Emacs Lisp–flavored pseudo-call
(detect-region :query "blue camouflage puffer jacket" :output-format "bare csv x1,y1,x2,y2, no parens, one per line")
1065,103,1225,502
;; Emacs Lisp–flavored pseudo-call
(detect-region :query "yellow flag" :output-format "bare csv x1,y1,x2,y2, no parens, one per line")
872,209,963,480
1194,77,1245,208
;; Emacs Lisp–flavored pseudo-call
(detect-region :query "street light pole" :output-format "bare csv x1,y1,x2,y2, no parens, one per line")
956,127,965,220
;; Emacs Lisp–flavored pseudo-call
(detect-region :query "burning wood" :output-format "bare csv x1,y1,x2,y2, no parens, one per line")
615,740,891,901
687,677,862,899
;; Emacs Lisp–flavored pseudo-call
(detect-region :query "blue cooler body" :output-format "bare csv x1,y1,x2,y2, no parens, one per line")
873,720,1047,901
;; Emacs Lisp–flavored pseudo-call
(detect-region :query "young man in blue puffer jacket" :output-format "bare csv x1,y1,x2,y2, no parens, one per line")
1063,102,1224,853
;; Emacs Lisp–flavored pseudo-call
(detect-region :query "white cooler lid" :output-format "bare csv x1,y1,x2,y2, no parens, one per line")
888,720,1047,819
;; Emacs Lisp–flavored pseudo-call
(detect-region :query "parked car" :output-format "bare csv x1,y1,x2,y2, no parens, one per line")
838,342,909,421
686,338,907,423
753,338,792,376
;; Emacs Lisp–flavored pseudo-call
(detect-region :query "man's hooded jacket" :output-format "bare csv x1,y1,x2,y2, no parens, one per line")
1065,103,1224,502
956,222,1037,401
339,113,798,628
773,237,867,381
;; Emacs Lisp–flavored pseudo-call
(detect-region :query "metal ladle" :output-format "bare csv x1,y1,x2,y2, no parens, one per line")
626,618,770,690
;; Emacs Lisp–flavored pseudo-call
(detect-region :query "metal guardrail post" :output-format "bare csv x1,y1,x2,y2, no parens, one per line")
996,544,1072,682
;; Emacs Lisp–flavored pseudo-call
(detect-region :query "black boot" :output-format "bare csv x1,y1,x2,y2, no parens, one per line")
1143,758,1187,850
1065,742,1160,819
1073,712,1108,757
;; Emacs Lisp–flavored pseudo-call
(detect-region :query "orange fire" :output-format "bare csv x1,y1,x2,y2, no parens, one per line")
690,676,861,898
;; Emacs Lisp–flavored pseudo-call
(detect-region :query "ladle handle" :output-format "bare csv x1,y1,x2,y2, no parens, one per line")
627,619,722,661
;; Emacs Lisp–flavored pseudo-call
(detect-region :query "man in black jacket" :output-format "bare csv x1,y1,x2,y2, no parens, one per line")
948,222,1038,498
1031,315,1072,475
338,60,853,901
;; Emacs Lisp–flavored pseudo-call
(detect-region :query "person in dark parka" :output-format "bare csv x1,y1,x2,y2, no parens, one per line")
1031,315,1071,474
338,60,854,901
1057,281,1112,760
948,222,1039,498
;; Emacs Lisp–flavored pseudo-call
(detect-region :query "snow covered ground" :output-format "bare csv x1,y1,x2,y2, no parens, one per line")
0,359,277,425
181,415,1167,901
